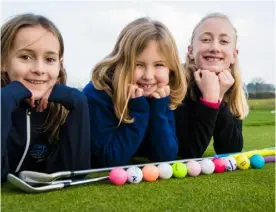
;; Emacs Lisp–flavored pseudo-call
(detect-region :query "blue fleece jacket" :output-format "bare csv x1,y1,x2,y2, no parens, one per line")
83,82,178,167
1,81,91,182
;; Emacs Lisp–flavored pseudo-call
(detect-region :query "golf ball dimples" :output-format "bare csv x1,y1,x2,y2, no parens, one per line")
223,156,238,171
157,163,173,179
186,161,201,177
212,158,226,173
126,166,143,183
250,154,265,169
109,167,128,185
172,162,187,178
236,155,250,170
199,159,215,174
142,165,159,182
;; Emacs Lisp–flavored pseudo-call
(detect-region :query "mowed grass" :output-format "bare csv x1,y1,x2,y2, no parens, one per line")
1,99,275,212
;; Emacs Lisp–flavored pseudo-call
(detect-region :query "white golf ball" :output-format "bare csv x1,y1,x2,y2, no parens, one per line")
126,166,143,184
199,159,215,174
158,163,173,179
223,156,237,171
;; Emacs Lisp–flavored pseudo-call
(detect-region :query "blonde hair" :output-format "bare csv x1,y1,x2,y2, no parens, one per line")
185,13,249,119
92,17,186,124
1,13,68,142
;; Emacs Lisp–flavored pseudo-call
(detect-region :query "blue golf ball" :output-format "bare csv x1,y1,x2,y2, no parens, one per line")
250,154,265,169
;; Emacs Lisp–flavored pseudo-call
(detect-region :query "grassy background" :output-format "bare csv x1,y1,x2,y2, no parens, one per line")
1,99,275,212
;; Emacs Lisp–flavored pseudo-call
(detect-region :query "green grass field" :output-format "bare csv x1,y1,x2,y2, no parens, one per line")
1,99,275,212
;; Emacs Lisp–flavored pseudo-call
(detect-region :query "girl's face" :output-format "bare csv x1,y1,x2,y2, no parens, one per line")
5,25,61,99
188,17,238,73
134,40,170,97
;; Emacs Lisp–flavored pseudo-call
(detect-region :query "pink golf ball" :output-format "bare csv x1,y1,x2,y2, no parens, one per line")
212,158,226,173
186,160,201,176
109,167,128,185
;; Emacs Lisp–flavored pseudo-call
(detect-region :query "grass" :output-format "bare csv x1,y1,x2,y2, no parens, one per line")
1,99,275,212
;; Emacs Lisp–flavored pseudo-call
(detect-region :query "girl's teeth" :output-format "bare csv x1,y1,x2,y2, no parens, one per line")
28,80,45,84
205,57,220,62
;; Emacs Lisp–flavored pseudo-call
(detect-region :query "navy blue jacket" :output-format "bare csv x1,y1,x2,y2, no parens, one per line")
83,82,178,167
1,81,91,182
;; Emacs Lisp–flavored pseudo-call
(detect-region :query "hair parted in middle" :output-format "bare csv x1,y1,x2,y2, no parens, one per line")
92,17,187,124
184,12,248,119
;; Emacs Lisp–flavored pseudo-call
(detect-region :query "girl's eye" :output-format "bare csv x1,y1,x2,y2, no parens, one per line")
136,64,143,67
46,58,56,63
156,64,164,67
202,38,211,42
20,55,32,60
221,40,229,44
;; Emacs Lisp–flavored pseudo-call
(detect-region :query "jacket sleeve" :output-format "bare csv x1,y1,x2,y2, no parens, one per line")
213,101,243,154
174,97,219,158
83,84,150,167
45,84,91,172
147,97,178,161
1,81,32,181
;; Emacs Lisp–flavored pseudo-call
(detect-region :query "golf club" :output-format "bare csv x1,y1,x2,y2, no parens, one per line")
19,156,213,183
8,173,109,193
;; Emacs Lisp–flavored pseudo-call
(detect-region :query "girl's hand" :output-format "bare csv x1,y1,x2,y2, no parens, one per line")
194,69,220,102
129,85,144,99
36,86,54,112
218,69,235,101
151,85,170,99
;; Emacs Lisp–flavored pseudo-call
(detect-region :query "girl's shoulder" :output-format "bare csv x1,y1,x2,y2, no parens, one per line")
82,81,112,104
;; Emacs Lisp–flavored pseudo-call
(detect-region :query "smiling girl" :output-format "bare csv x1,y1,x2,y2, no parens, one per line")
1,13,91,181
175,13,249,158
83,17,186,167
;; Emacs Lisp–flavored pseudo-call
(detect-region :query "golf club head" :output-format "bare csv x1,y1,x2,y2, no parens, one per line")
19,170,72,182
7,174,64,193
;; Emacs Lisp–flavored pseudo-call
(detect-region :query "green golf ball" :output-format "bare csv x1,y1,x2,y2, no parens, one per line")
172,162,187,178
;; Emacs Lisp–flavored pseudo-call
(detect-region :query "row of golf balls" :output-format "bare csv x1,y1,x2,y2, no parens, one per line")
109,154,265,185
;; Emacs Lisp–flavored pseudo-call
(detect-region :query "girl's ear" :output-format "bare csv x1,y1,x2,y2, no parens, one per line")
188,45,194,60
231,49,239,64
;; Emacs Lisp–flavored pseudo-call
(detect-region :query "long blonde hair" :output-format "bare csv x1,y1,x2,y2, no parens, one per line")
1,13,68,142
92,17,186,124
185,13,249,119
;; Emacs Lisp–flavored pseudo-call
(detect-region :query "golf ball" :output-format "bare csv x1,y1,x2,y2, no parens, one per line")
109,168,128,185
158,163,173,179
126,166,143,183
142,165,159,182
236,155,250,170
250,154,265,169
212,158,226,173
223,156,237,171
199,159,215,174
172,162,187,178
186,161,201,177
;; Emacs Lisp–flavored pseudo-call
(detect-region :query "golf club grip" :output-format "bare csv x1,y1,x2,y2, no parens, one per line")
72,156,214,176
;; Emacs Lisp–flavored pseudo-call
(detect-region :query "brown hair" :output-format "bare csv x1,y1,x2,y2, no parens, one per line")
1,13,68,142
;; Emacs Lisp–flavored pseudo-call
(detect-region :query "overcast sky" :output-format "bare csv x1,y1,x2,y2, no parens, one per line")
2,0,275,87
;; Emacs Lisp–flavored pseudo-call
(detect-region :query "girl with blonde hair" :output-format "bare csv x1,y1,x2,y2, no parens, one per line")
1,13,91,181
83,17,186,167
175,13,249,158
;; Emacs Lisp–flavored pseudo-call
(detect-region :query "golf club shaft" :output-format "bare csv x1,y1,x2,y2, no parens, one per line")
72,156,214,175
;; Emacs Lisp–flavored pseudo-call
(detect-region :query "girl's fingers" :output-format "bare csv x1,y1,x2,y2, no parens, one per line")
194,70,201,82
135,88,143,98
151,92,160,99
164,85,170,96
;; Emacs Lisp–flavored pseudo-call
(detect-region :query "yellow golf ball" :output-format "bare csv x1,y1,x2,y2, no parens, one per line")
236,155,250,170
172,162,187,178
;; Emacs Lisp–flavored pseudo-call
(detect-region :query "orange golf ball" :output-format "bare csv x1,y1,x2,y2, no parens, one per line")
142,165,159,182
